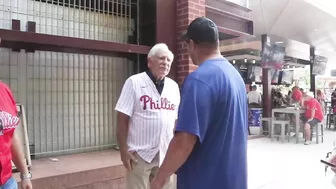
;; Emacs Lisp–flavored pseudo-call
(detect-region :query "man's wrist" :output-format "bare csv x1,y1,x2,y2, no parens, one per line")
20,172,32,180
119,145,129,153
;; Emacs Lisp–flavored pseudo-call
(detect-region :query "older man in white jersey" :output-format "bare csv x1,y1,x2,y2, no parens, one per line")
115,43,180,189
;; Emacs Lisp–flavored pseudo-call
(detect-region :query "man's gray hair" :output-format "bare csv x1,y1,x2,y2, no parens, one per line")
147,43,174,61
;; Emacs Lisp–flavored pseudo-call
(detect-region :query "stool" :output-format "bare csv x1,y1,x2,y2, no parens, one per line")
271,120,290,143
261,117,272,137
311,122,324,144
327,113,334,129
285,123,296,142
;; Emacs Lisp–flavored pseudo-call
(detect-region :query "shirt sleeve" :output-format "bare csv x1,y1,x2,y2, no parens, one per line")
175,78,212,143
115,78,135,117
2,82,18,115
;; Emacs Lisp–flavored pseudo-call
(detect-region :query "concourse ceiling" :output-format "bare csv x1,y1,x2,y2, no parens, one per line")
221,0,336,65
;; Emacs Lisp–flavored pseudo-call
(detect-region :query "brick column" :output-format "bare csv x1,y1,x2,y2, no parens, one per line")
176,0,205,85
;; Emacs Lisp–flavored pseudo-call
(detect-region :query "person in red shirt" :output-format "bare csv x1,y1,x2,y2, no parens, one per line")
301,91,323,145
291,86,303,103
0,81,33,189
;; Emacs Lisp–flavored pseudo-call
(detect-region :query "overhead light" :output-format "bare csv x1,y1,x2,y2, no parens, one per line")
244,58,247,63
275,41,283,44
252,60,256,64
233,60,236,64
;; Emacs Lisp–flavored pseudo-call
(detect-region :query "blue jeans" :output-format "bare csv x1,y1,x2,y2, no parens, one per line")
0,177,18,189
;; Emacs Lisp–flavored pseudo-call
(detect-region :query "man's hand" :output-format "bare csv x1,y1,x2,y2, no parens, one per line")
21,179,33,189
120,150,137,171
150,177,166,189
306,118,313,123
329,154,336,174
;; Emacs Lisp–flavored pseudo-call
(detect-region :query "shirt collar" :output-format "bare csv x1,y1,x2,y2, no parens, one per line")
146,71,165,85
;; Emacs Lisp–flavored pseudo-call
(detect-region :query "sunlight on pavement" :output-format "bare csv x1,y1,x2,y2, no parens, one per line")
248,130,336,189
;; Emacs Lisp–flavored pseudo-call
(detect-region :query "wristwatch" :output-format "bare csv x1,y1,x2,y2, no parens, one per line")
20,172,32,180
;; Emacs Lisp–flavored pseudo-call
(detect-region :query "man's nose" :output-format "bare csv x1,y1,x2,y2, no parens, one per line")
161,59,169,66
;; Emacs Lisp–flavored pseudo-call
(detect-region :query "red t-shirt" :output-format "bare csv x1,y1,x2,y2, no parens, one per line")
292,89,302,102
304,98,323,121
0,81,19,185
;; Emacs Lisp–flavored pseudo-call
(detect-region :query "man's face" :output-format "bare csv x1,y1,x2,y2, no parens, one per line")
148,50,172,79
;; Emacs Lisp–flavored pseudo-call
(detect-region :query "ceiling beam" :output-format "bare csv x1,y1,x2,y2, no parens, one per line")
0,29,151,57
219,41,261,52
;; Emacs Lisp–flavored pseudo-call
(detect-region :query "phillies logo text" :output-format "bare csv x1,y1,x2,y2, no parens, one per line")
0,111,19,129
140,95,175,110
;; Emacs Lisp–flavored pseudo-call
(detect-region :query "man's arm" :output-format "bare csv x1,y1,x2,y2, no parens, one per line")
115,78,135,151
114,78,137,170
11,131,30,175
258,93,262,105
117,113,130,152
153,132,196,183
308,109,316,121
151,79,211,187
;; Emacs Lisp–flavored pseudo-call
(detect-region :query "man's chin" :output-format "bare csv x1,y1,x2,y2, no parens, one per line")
159,72,168,77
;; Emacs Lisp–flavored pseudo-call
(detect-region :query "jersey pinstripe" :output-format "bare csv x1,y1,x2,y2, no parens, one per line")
115,72,180,165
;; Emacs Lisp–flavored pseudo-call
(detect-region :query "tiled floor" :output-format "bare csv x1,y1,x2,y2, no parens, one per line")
12,129,336,189
248,129,336,189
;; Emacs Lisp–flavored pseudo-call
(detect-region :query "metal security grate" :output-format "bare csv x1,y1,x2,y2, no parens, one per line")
0,48,134,158
0,0,137,43
0,0,138,158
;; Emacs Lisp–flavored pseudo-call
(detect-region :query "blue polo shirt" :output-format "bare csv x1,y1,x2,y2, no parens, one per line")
175,58,248,189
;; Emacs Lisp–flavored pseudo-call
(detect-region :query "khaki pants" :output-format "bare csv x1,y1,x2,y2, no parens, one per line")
126,152,175,189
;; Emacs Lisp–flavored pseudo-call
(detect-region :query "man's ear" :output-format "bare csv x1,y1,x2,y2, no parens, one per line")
147,57,151,69
189,39,195,52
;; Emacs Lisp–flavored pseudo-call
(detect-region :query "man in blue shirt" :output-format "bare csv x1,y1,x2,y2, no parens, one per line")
150,17,248,189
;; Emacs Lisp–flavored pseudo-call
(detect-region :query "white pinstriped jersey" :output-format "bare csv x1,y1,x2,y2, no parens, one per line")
115,72,180,165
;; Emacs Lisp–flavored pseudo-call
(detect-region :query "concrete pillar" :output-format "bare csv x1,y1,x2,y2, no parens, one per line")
176,0,206,85
261,34,271,118
310,47,316,94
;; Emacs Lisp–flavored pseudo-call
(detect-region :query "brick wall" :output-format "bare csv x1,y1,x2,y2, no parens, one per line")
176,0,206,85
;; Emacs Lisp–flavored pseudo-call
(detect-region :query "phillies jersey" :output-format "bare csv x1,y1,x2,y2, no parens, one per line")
0,81,20,185
115,72,180,165
304,98,323,121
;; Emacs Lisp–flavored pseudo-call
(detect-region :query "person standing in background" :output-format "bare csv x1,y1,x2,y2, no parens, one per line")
247,85,262,106
316,89,325,114
0,81,33,189
150,17,248,189
115,43,180,189
331,88,336,113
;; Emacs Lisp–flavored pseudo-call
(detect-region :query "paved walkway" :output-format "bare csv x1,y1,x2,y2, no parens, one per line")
248,129,336,189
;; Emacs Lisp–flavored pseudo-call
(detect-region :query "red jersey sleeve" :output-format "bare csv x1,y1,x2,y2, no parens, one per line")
0,82,18,115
